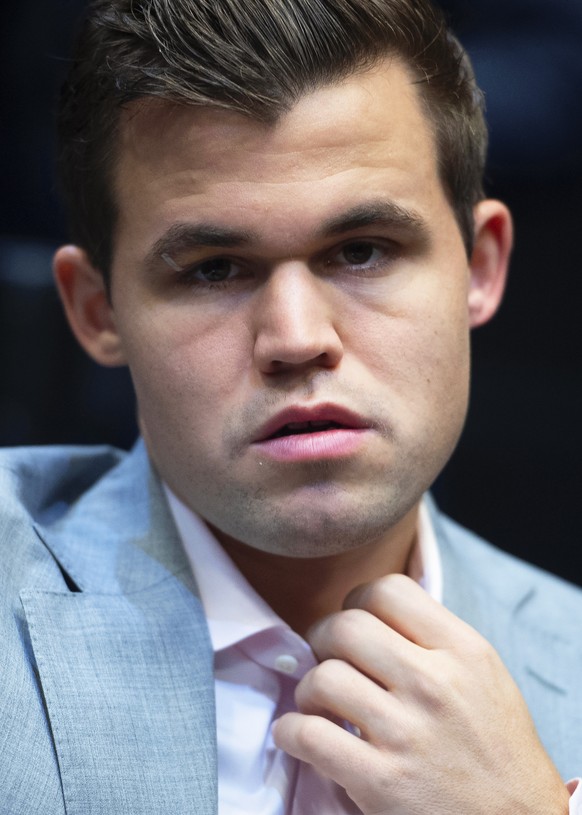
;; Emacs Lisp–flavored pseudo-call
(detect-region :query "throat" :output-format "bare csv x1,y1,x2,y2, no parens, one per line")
208,514,419,636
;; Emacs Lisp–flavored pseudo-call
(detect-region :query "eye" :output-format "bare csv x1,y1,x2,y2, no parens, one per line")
339,241,380,266
190,257,241,283
330,240,388,267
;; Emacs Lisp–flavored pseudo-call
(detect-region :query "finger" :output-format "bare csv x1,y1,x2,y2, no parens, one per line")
272,710,376,788
306,606,421,689
294,657,402,742
344,573,479,649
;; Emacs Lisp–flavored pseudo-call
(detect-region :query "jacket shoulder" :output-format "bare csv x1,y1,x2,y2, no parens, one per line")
0,444,127,523
437,510,582,637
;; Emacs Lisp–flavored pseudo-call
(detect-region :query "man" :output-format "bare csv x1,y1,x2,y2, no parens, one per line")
1,0,581,813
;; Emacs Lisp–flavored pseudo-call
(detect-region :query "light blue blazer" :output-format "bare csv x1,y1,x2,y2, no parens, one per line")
1,441,581,814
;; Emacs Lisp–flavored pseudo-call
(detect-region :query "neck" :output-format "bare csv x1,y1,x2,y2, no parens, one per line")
211,504,420,636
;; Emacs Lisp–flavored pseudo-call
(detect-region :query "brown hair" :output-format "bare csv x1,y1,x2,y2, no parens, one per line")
57,0,487,288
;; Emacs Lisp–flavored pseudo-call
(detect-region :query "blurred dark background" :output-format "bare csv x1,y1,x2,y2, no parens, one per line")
1,1,581,584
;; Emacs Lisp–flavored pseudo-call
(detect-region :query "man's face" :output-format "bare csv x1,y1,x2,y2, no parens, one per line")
107,61,478,557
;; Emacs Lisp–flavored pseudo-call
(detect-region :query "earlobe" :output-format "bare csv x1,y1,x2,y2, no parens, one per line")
53,245,127,366
468,200,513,328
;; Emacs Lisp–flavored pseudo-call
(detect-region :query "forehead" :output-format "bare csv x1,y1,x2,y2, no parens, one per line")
113,59,449,251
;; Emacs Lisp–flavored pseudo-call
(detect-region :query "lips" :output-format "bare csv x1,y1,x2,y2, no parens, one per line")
254,404,371,443
269,419,344,438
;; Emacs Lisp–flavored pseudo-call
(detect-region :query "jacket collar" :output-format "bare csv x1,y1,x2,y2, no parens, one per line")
34,439,197,596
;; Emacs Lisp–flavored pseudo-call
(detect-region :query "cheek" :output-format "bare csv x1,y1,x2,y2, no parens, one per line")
404,307,471,437
121,308,253,427
345,278,471,446
349,278,470,378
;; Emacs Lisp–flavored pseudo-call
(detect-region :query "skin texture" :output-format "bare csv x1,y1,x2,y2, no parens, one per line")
273,575,570,814
54,61,507,574
53,59,569,812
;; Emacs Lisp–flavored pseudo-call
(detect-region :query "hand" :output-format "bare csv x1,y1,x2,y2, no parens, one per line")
273,574,570,815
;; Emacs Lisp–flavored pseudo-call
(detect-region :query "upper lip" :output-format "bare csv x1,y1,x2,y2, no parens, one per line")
253,403,372,442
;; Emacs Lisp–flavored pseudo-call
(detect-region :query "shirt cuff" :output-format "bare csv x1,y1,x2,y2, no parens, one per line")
568,779,581,813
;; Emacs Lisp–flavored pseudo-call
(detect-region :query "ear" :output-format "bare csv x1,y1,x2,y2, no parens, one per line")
53,245,127,366
468,199,513,328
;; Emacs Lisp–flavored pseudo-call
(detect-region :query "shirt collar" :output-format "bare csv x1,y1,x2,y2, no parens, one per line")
412,498,443,602
164,486,443,653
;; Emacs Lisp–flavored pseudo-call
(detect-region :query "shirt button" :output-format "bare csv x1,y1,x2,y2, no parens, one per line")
274,654,299,674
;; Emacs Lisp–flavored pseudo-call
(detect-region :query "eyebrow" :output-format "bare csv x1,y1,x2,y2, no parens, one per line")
319,201,429,241
146,199,429,270
145,223,255,271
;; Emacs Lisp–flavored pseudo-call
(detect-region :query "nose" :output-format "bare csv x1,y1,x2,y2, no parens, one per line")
253,263,343,375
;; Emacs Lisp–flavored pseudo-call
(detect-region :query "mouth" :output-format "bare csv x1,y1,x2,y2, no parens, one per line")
268,420,346,439
251,404,371,462
255,404,370,443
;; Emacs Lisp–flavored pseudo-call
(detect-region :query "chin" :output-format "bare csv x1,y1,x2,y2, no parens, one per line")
228,495,416,559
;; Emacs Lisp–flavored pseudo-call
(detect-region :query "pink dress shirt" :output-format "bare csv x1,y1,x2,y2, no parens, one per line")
165,488,581,815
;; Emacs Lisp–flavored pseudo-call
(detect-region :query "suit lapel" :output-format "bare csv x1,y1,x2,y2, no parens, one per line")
21,583,217,815
22,442,217,814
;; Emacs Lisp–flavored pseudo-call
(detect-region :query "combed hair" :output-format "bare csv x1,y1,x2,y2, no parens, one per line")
57,0,487,286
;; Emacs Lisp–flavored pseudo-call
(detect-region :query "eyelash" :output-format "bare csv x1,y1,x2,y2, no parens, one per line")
174,239,400,290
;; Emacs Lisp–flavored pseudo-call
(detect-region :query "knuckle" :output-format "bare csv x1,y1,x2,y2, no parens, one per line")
363,573,411,610
311,608,371,658
328,607,369,643
411,665,451,711
461,631,498,667
410,654,467,712
304,658,345,699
